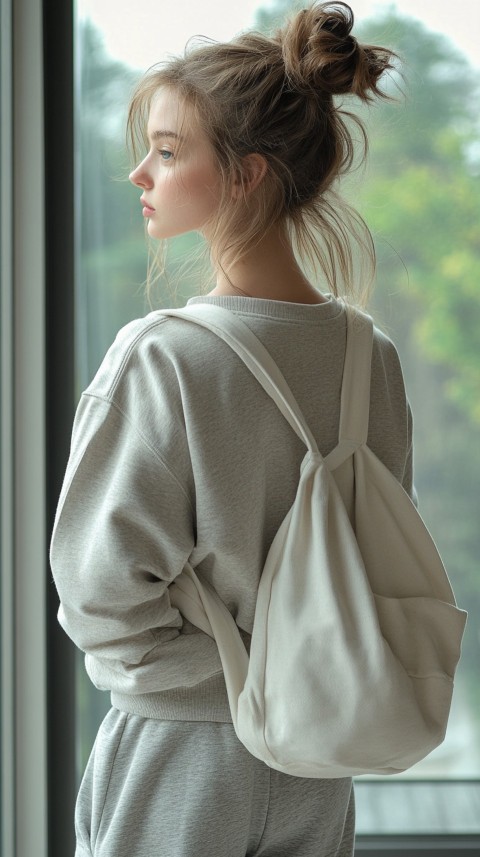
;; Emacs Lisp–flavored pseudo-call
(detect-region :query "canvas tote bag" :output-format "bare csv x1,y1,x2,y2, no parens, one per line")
163,303,467,778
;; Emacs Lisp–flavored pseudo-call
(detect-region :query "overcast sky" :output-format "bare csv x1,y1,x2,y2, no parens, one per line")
78,0,480,71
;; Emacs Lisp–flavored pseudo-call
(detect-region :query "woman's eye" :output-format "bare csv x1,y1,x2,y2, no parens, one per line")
158,149,174,161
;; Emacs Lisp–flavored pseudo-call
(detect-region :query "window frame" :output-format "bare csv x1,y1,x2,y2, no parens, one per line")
355,836,480,855
1,0,49,854
43,0,77,851
1,0,15,852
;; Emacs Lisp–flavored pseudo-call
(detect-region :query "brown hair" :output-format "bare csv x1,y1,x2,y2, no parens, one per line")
127,2,397,302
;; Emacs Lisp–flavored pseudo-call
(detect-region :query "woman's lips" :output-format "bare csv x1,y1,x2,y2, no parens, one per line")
140,198,155,217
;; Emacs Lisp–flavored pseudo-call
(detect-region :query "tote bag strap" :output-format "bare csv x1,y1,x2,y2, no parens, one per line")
324,304,374,470
161,302,374,468
161,304,320,454
339,304,373,444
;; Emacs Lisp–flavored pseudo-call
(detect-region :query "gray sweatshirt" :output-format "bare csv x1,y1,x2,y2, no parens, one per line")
50,294,413,722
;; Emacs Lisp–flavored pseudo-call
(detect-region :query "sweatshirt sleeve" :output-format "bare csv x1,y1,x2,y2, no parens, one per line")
404,400,417,506
50,324,223,695
370,328,417,505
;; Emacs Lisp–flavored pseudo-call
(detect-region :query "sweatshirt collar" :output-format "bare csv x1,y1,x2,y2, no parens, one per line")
187,293,344,322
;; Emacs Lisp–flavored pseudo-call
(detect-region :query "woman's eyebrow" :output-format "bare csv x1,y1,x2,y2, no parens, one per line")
149,129,183,142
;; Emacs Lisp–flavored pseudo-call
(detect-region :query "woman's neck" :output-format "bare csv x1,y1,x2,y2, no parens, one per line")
208,225,327,305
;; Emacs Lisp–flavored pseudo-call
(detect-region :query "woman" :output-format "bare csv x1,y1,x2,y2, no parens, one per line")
51,3,407,855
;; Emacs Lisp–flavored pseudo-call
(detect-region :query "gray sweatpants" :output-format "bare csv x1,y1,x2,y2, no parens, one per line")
75,708,355,857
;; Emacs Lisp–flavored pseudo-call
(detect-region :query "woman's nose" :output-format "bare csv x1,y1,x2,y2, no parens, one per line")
129,162,153,189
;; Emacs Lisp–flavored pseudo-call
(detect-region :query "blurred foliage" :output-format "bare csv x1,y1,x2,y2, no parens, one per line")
256,4,480,427
355,11,480,428
76,20,145,386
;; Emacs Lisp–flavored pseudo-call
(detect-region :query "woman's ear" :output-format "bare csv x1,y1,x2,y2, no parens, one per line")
231,154,268,199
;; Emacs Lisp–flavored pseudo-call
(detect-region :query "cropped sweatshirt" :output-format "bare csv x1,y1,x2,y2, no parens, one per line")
50,294,414,722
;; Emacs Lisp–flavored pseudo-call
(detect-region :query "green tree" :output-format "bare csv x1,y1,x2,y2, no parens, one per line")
76,21,150,384
353,11,480,425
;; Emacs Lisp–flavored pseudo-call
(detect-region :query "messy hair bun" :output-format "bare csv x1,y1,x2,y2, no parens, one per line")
128,2,397,302
280,2,394,100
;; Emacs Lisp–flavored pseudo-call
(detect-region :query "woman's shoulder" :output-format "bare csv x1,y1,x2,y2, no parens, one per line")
371,320,406,382
368,318,410,428
346,303,406,385
83,309,207,402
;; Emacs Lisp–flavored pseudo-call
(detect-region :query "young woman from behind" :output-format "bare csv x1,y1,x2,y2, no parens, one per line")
51,4,405,855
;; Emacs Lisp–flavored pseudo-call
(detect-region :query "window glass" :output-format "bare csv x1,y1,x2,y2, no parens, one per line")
75,0,480,833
